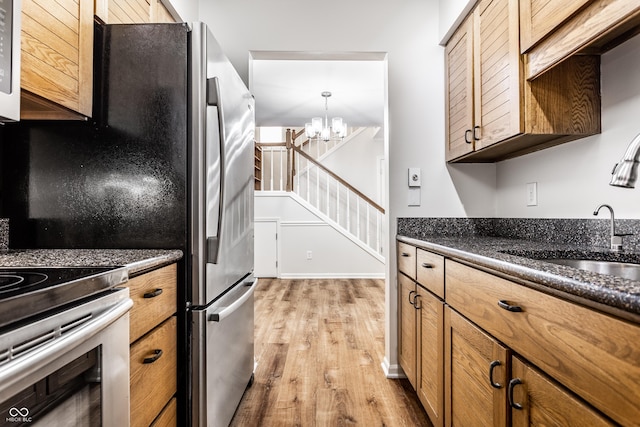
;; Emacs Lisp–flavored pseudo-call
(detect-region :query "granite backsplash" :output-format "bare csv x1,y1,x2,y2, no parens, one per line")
0,219,7,251
397,217,640,252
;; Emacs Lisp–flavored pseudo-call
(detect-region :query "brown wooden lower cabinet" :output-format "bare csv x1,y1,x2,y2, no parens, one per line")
444,307,508,427
510,357,613,426
126,264,178,427
397,241,631,426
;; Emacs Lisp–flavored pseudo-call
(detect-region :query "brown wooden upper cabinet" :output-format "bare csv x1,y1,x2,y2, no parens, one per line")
521,0,640,80
445,0,601,163
96,0,176,24
20,0,94,120
20,0,176,121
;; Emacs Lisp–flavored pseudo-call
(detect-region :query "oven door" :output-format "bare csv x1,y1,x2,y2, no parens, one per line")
0,287,133,426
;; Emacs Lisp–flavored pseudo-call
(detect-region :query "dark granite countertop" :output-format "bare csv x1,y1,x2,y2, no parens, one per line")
0,248,183,276
397,234,640,323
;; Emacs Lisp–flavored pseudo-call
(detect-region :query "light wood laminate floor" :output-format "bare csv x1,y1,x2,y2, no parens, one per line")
230,278,432,426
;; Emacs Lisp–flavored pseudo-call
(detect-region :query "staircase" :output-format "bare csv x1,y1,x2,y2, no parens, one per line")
255,127,385,259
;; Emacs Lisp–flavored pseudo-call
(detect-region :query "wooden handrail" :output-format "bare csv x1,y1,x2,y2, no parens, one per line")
256,142,286,147
293,145,385,214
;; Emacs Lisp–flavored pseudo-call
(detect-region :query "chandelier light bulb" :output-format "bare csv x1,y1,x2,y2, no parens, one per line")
305,91,349,142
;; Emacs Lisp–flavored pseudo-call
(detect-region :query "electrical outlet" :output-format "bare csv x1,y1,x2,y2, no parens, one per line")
306,250,313,260
526,182,538,206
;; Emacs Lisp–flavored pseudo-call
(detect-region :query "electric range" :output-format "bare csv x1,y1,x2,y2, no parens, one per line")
0,266,129,330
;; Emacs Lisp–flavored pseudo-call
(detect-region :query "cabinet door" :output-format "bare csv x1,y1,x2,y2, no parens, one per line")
398,273,417,388
21,0,93,118
445,307,509,427
473,0,522,150
416,287,444,427
519,0,591,52
445,15,475,161
510,356,615,426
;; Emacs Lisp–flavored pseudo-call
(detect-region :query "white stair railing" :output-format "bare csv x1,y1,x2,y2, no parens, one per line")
255,129,385,257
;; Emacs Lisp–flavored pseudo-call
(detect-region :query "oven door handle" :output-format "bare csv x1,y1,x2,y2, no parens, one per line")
208,279,257,322
0,297,133,394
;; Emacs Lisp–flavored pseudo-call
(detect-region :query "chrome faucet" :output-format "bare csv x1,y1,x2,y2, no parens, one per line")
610,133,640,188
593,204,627,251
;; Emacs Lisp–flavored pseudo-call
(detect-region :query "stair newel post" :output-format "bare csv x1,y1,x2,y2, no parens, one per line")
286,128,293,192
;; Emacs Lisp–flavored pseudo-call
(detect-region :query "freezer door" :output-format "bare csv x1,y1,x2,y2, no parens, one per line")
190,23,255,305
191,278,256,427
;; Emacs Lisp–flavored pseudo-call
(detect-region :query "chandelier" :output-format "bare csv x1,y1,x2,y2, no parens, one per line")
305,91,348,142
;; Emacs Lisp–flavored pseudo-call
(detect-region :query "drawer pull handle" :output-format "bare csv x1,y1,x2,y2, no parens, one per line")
408,290,416,306
143,349,163,364
489,360,502,389
464,129,473,144
508,378,524,410
143,288,163,298
498,300,523,312
401,252,411,257
421,263,434,269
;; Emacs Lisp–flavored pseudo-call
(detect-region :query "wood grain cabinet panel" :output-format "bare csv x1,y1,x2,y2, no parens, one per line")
445,260,640,426
130,316,178,427
397,242,417,280
444,307,508,427
523,0,640,79
398,273,418,388
416,285,444,427
519,0,591,52
445,0,601,163
127,263,178,427
151,398,177,427
510,356,614,427
397,244,445,427
96,0,177,24
20,0,93,119
416,249,444,299
126,263,177,344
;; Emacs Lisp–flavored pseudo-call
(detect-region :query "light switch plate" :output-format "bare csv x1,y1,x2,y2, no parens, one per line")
526,182,538,206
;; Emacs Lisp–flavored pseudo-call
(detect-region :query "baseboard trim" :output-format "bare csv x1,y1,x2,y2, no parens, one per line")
279,273,385,279
381,358,406,379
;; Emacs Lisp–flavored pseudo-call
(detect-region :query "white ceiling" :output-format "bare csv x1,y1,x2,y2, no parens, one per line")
249,52,386,129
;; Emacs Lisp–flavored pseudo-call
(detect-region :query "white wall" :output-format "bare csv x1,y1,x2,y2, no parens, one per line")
438,0,475,44
165,0,198,22
255,193,385,278
322,128,384,205
496,35,640,219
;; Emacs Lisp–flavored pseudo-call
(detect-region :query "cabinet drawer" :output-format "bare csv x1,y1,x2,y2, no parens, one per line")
151,397,177,427
446,260,640,426
130,316,177,427
126,264,177,343
398,242,417,279
416,249,444,299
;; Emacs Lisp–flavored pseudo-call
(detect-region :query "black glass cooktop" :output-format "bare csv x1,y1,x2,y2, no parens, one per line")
0,266,129,329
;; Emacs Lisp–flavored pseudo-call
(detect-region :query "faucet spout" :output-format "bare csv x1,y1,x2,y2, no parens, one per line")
610,133,640,188
593,204,623,251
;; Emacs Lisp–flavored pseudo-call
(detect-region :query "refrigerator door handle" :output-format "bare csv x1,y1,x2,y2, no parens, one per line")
208,279,257,322
206,76,225,264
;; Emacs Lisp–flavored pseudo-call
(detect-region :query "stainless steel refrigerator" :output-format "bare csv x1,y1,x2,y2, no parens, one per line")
1,22,255,427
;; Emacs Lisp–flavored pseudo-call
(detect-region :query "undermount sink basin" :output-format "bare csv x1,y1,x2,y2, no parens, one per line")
543,258,640,281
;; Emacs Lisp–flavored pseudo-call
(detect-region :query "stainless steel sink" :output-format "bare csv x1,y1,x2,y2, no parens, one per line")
543,258,640,281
